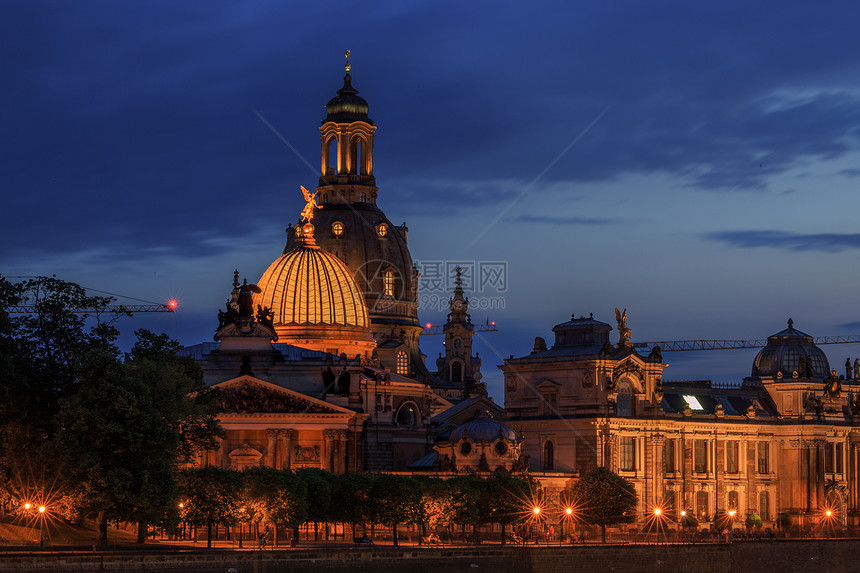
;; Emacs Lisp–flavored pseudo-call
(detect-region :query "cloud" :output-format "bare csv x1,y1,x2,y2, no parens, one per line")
838,321,860,330
704,230,860,252
507,215,622,226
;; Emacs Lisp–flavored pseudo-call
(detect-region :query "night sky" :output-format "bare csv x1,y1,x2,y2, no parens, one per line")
3,1,860,399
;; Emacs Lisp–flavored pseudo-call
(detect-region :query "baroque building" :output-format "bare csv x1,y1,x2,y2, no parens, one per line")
503,314,860,529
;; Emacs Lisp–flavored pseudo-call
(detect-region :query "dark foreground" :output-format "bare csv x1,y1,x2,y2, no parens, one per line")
2,539,859,573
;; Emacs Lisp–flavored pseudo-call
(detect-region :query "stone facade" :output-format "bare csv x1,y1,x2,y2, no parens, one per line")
503,314,860,528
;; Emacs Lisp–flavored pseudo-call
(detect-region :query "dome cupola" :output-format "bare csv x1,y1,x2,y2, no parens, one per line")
255,189,375,357
324,50,372,125
751,319,830,379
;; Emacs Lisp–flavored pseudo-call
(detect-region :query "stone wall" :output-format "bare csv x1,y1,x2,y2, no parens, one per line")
0,540,856,573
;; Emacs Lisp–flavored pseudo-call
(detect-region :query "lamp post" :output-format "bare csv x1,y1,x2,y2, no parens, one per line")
38,505,46,548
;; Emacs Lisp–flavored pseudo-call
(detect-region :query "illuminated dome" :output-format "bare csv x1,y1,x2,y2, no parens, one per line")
751,319,830,379
256,223,375,356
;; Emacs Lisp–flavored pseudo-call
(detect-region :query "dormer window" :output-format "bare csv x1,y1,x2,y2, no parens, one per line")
376,223,387,238
331,221,344,237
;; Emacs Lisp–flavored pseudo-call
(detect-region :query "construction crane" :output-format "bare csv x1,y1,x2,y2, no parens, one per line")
634,335,860,353
8,302,176,314
421,320,498,336
4,276,177,315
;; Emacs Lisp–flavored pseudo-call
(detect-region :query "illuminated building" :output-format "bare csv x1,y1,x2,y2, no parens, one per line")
503,315,860,528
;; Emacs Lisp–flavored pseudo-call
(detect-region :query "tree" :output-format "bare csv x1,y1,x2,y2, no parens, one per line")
370,473,423,546
179,466,244,548
330,472,373,539
449,476,495,543
295,468,332,540
244,467,308,546
486,473,535,544
571,467,638,542
0,276,122,507
58,329,223,545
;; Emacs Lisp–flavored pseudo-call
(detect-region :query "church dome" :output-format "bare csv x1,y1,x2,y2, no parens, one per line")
256,223,375,356
449,410,521,444
324,74,372,125
751,319,830,379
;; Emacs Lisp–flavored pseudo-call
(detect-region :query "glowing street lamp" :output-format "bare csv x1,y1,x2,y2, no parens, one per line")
24,502,31,510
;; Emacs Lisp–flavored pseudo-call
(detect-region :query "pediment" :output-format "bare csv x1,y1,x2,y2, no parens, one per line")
535,378,562,390
212,376,354,415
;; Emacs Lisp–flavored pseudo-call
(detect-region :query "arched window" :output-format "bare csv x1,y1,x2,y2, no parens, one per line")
727,490,739,511
326,137,337,174
331,221,344,237
759,491,769,521
383,269,395,296
351,137,364,175
543,441,554,471
396,350,408,375
616,380,634,417
396,402,419,427
451,360,463,383
696,491,709,520
359,192,366,202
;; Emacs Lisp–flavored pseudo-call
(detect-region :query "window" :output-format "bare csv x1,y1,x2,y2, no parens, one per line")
396,350,408,375
694,440,708,473
620,437,635,471
759,491,770,521
696,491,709,520
376,224,387,238
543,392,558,416
460,441,472,456
727,490,739,511
326,137,337,174
757,442,769,474
451,360,463,383
543,441,554,471
726,441,739,474
494,440,508,456
616,380,634,417
396,402,417,427
663,439,676,473
836,443,844,474
663,490,676,518
383,269,395,296
331,221,344,237
359,192,366,202
683,395,704,410
825,444,833,474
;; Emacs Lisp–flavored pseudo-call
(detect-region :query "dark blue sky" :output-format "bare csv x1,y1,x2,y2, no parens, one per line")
3,1,860,399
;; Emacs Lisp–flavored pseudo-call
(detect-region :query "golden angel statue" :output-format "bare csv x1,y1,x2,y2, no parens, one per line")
300,185,321,223
615,307,632,345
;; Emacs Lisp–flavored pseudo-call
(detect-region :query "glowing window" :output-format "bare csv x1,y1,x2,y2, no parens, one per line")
377,224,387,238
396,350,408,375
683,395,704,410
332,221,344,237
383,269,395,296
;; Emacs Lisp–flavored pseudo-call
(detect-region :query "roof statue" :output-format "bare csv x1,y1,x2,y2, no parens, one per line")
615,307,632,346
345,49,351,74
300,185,320,223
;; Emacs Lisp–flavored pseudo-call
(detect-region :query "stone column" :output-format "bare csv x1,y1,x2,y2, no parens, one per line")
266,429,279,468
282,430,294,470
323,430,338,472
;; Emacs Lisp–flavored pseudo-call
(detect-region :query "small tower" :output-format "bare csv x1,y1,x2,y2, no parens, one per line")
436,267,483,394
317,49,378,205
